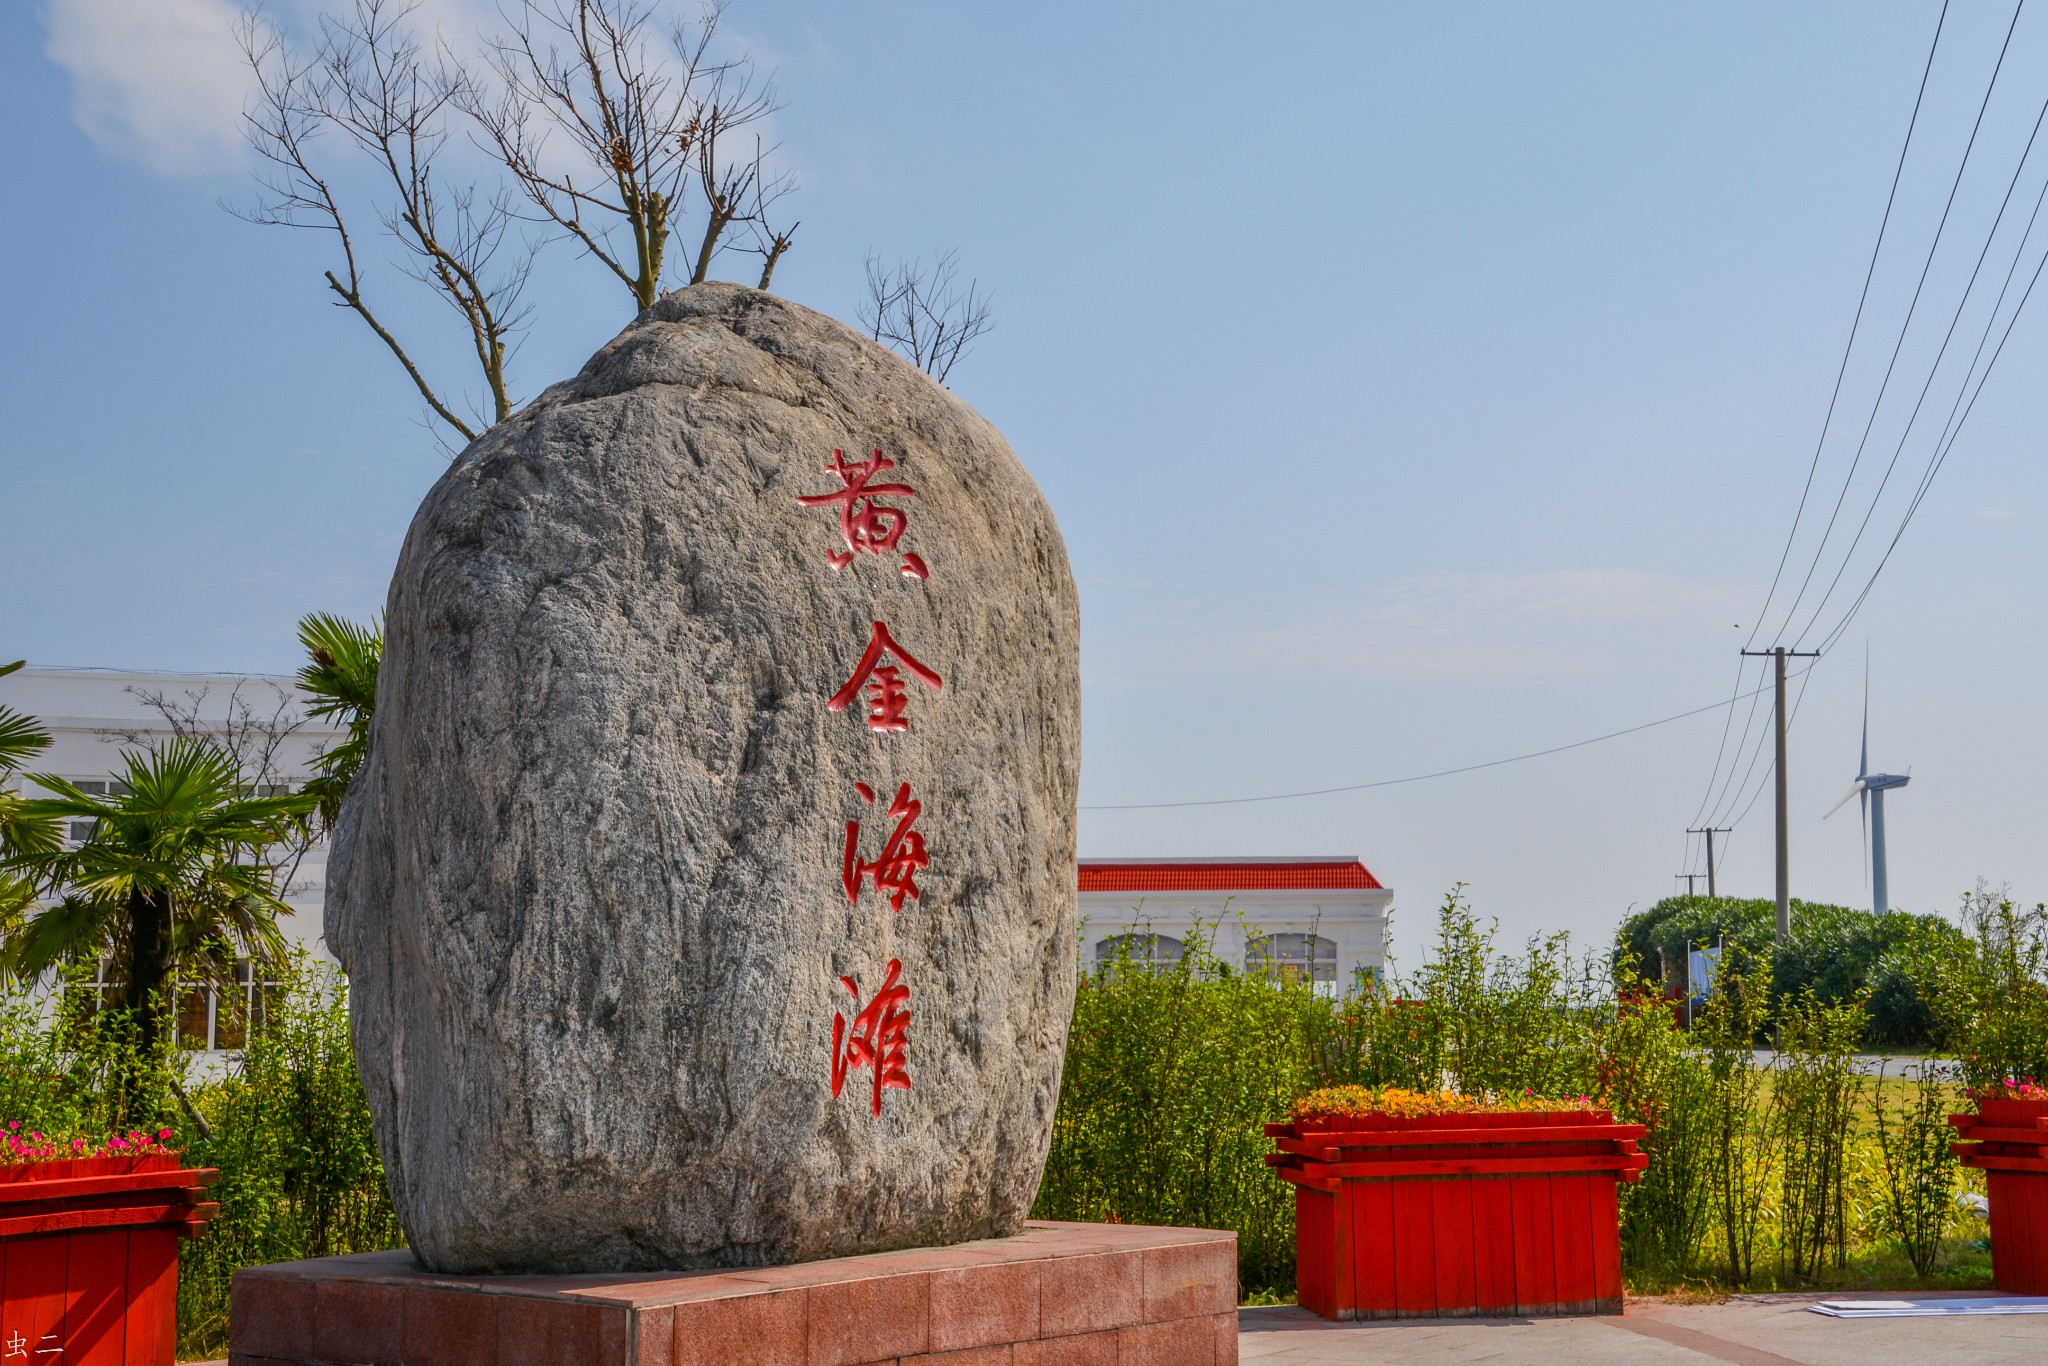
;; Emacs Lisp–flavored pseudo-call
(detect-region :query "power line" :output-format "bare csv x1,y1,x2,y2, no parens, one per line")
1792,137,2048,652
1739,0,1954,657
1811,196,2048,657
1081,666,1815,812
1692,2,1951,826
1767,0,2027,646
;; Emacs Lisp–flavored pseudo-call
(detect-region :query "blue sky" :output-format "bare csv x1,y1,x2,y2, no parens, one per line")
6,1,2046,955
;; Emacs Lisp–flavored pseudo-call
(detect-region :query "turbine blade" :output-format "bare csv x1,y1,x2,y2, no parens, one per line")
1823,780,1865,819
1861,650,1870,780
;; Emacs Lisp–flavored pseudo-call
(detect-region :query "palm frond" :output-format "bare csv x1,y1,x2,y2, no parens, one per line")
0,702,53,774
297,613,382,723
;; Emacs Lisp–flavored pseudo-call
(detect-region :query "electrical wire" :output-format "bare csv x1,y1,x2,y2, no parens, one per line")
1792,140,2048,651
1081,665,1816,812
1689,2,1951,826
1766,0,2027,646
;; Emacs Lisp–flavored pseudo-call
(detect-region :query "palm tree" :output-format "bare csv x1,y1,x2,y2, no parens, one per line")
0,661,61,934
1,737,317,1092
296,613,381,831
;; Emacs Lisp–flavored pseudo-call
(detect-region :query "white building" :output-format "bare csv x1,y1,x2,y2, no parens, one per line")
1078,856,1391,992
0,667,341,1052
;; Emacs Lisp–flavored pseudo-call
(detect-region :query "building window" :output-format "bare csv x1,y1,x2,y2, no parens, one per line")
66,820,99,842
1247,932,1337,985
76,958,282,1052
1094,933,1184,976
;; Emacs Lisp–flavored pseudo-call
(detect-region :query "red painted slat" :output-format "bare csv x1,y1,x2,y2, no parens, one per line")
1313,1125,1648,1149
0,1171,215,1206
1352,1178,1398,1318
1589,1176,1624,1304
1390,1180,1437,1316
1469,1178,1518,1314
1508,1176,1556,1315
1430,1177,1476,1313
64,1230,129,1366
1294,1188,1335,1318
123,1230,178,1366
0,1201,199,1241
4,1231,69,1365
1308,1154,1643,1180
1548,1176,1596,1311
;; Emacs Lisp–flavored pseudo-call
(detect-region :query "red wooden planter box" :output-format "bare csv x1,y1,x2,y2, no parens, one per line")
1950,1097,2048,1294
1267,1109,1646,1320
0,1154,219,1365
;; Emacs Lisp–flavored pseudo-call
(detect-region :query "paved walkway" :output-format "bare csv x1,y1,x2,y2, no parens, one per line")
1240,1292,2047,1365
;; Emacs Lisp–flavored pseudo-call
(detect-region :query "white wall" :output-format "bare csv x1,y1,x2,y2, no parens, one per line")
1077,886,1390,993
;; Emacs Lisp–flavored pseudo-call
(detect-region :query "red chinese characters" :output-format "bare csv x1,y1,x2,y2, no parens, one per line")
801,445,946,1118
831,959,912,1116
844,782,929,911
828,621,943,733
796,448,928,578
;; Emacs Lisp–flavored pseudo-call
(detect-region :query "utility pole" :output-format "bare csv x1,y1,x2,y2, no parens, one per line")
1741,646,1820,943
1676,873,1702,896
1687,826,1731,897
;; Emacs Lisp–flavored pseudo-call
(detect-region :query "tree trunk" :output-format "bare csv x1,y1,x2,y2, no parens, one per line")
120,888,174,1126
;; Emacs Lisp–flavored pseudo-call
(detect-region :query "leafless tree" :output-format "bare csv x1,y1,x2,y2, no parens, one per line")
466,0,791,306
859,251,995,385
237,1,535,446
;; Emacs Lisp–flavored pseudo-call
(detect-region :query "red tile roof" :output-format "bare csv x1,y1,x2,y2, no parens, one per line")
1077,858,1384,893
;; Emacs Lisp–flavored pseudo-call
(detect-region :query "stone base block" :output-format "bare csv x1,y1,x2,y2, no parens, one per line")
228,1220,1237,1366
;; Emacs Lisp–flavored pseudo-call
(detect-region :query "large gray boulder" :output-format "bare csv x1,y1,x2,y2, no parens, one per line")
326,282,1080,1274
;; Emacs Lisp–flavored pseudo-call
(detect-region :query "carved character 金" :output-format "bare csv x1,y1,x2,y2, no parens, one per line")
827,621,943,732
843,782,930,911
831,959,912,1115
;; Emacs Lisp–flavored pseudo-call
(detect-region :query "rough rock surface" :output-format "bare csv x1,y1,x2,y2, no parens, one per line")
326,283,1080,1274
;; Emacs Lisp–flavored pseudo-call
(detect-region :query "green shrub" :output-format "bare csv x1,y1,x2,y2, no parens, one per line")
1601,986,1713,1280
1775,993,1864,1280
177,951,402,1354
1034,925,1328,1295
1873,1060,1961,1277
1914,884,2048,1094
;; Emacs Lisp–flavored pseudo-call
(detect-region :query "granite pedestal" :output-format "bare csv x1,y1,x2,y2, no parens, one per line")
229,1221,1238,1366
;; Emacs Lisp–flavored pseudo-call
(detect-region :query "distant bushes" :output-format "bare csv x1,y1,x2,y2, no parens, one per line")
1614,895,1962,1045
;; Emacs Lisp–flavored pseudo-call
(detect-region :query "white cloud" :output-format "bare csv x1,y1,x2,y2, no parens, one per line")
42,0,255,175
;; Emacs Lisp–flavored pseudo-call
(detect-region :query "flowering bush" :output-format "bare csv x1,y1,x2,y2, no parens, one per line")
1969,1077,2048,1106
1288,1084,1594,1122
3,1119,177,1163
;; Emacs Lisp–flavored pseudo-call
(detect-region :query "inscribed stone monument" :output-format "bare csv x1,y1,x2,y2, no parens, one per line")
326,282,1081,1274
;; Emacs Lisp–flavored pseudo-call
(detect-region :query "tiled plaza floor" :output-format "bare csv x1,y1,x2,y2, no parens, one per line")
1240,1292,2048,1365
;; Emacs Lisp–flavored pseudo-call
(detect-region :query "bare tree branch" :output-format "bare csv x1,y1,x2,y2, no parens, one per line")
234,1,533,444
469,0,782,309
858,251,995,385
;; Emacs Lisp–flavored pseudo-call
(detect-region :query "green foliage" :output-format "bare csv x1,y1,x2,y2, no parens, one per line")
0,962,183,1141
1601,986,1714,1279
0,665,56,951
1695,950,1778,1287
1033,926,1328,1295
295,614,382,832
1614,895,1960,1045
1395,888,1603,1099
1775,993,1864,1280
0,738,317,1105
1873,1061,1961,1278
176,952,402,1355
1913,883,2048,1095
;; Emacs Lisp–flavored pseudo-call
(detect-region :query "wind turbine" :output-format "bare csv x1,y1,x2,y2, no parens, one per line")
1824,660,1910,916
